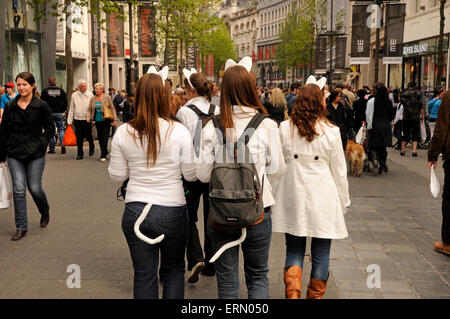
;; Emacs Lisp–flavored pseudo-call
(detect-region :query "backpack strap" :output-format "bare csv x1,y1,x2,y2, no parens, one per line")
186,104,205,117
212,115,226,146
238,113,267,146
207,103,216,115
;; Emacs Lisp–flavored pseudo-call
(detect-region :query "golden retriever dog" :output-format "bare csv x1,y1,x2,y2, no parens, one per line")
345,140,366,177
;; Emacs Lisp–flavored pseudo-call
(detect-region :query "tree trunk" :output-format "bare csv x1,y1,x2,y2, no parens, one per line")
436,0,446,87
65,0,74,104
163,11,170,66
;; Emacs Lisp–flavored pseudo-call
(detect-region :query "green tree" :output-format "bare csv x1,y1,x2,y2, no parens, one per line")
437,0,447,87
198,23,237,80
276,0,325,83
28,0,138,103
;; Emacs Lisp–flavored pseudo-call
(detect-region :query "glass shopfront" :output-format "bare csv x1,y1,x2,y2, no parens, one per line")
402,35,449,92
3,1,43,92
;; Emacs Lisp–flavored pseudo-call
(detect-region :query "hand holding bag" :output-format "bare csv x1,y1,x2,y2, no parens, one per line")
430,167,441,199
0,163,12,209
62,125,77,146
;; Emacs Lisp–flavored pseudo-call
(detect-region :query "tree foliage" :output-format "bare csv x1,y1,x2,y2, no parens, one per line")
276,0,327,81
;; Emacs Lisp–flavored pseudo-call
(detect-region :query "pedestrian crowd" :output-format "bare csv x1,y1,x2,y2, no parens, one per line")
0,58,448,301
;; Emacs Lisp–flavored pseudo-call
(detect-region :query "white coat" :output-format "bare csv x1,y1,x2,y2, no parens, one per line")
271,119,350,239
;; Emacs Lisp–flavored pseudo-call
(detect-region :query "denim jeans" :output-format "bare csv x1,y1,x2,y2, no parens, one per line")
121,202,188,299
184,179,214,271
207,210,272,299
285,234,331,281
6,155,50,231
49,113,65,152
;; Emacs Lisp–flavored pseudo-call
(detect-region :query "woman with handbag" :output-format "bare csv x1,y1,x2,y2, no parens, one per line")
87,83,117,162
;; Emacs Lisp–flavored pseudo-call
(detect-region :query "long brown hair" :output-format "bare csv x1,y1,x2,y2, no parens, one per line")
290,84,330,142
219,66,267,130
129,73,172,166
184,73,214,101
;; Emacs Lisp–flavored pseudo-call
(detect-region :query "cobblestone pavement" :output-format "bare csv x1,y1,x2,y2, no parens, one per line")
0,143,448,299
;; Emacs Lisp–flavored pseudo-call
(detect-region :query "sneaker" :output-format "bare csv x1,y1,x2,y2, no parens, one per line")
187,261,205,284
412,152,418,157
434,241,450,255
100,158,106,162
400,151,405,156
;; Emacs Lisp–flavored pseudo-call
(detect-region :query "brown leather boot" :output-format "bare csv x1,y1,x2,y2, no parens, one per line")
284,265,302,299
306,277,328,299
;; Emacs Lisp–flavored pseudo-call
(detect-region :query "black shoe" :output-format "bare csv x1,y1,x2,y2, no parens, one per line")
48,150,56,154
378,166,383,175
40,214,50,228
89,149,95,156
76,155,83,160
61,147,66,154
384,165,388,173
187,261,205,284
400,151,405,156
412,152,418,157
11,230,27,241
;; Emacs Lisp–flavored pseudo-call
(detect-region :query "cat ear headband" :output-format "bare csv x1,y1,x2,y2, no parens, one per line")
224,56,252,73
147,66,169,86
182,68,197,88
306,75,327,90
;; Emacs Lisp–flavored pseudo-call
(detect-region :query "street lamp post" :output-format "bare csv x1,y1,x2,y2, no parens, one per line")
129,2,135,94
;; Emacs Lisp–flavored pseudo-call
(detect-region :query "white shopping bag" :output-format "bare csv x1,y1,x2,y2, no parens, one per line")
0,163,12,209
430,167,441,199
420,120,427,144
355,124,366,145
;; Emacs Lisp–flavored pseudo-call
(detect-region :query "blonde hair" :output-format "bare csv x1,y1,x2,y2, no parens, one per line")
270,88,287,108
94,82,105,92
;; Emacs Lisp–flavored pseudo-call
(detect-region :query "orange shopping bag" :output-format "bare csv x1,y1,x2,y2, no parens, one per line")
62,125,77,146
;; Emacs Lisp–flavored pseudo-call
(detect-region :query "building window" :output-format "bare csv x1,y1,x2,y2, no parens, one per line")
415,0,421,13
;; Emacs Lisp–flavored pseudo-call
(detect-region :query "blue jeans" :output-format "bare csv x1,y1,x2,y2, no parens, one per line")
49,113,65,152
285,234,331,281
207,211,272,299
6,155,50,231
121,202,188,299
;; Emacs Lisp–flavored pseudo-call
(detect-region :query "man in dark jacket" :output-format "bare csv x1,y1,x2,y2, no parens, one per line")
400,83,424,157
41,76,68,154
428,90,450,255
285,82,300,115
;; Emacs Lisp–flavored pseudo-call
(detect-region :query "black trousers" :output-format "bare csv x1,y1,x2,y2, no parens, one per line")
442,160,450,244
95,120,111,158
184,179,214,271
73,119,94,156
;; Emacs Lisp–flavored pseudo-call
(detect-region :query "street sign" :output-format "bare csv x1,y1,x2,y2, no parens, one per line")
350,57,370,64
315,69,327,75
383,57,403,64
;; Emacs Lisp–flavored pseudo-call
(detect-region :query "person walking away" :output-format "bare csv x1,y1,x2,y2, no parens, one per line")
87,83,117,162
176,70,219,282
285,82,299,115
67,80,95,160
326,88,352,151
211,82,221,106
341,82,355,109
0,72,55,241
122,93,135,123
0,82,19,122
400,83,424,157
263,87,288,125
393,101,404,150
428,89,450,255
272,81,350,299
197,58,286,299
353,89,368,133
0,84,5,97
170,88,184,117
365,83,394,175
41,76,68,154
108,72,197,298
428,89,444,138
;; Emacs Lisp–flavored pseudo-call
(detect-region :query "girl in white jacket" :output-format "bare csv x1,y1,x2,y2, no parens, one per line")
272,80,350,299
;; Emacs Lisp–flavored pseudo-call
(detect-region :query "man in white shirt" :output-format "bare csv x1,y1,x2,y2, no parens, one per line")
67,79,95,160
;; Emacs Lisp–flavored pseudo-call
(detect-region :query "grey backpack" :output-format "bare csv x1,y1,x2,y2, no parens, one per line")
209,113,266,230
